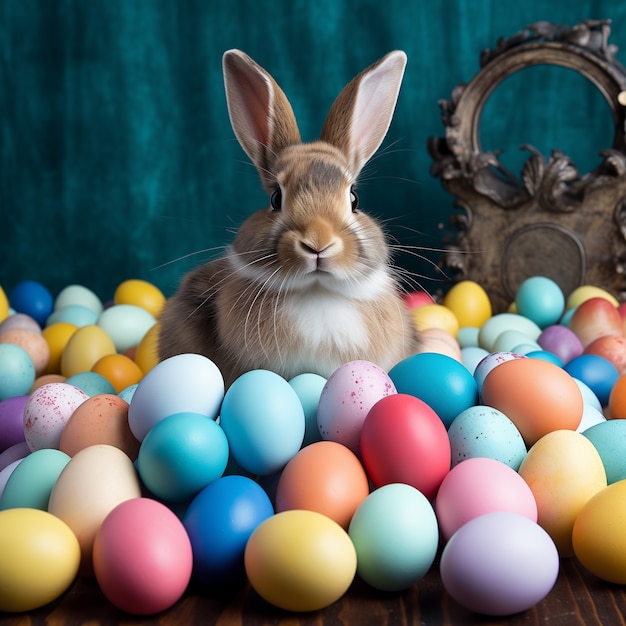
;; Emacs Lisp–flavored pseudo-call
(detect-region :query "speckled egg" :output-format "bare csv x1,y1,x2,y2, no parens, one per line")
23,383,89,451
317,360,396,455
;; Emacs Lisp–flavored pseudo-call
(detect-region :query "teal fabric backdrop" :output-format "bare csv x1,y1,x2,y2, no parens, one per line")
2,0,626,302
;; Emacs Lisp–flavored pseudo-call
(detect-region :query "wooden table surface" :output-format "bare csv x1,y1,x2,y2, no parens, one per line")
1,557,624,626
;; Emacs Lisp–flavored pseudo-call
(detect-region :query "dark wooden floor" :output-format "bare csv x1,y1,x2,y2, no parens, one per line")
1,557,625,626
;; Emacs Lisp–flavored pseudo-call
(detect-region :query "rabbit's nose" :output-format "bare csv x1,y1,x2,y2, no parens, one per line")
299,239,338,256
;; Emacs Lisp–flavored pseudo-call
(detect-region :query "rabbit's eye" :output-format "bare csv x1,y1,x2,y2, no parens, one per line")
270,188,283,212
350,189,359,212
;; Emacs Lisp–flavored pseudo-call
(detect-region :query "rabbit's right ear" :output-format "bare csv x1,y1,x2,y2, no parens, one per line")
223,50,301,191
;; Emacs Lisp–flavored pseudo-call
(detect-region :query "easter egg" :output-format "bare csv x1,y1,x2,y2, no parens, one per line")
93,498,192,615
183,475,274,585
443,280,492,328
348,483,438,591
566,285,619,310
518,430,607,556
0,508,81,612
0,343,35,401
9,280,53,327
0,285,9,324
47,305,99,328
0,328,50,375
389,352,478,428
447,405,527,469
317,360,396,454
435,457,537,541
584,334,626,374
220,370,304,475
114,279,166,317
360,393,450,500
481,357,583,446
564,354,619,406
275,441,369,529
573,479,626,583
0,449,70,510
568,297,622,347
91,353,143,393
0,313,42,335
582,420,626,484
54,284,103,315
608,373,626,419
60,324,117,378
48,444,142,574
416,328,462,361
97,304,156,353
23,382,89,451
65,371,116,396
0,395,28,451
460,346,489,374
245,509,356,612
440,512,559,616
41,322,77,375
411,303,459,337
478,313,542,352
473,351,525,394
492,329,540,353
128,353,224,441
137,412,229,502
515,276,565,328
59,393,140,459
289,373,326,446
537,324,583,364
403,290,435,310
133,323,160,374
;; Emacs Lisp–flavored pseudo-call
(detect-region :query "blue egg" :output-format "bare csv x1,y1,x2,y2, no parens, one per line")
65,371,116,396
9,280,53,327
564,354,619,406
389,353,478,428
461,346,489,375
448,405,527,470
0,344,35,401
183,474,274,585
515,276,565,329
46,304,99,328
583,420,626,484
289,373,326,446
138,412,229,503
118,383,138,403
526,350,564,367
220,370,305,475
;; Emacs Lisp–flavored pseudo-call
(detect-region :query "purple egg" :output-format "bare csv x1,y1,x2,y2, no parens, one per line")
538,325,584,364
0,395,28,451
0,441,30,472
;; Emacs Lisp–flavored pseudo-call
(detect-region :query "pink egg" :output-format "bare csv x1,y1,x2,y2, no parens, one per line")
0,313,42,335
0,328,50,376
23,383,89,451
317,360,397,455
93,497,193,615
435,457,538,541
568,297,622,348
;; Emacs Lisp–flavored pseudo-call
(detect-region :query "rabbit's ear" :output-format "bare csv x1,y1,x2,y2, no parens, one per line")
223,50,301,189
320,51,407,179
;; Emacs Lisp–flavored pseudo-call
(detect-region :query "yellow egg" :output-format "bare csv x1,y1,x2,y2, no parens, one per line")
42,322,78,375
0,508,80,612
114,279,166,318
0,285,9,324
573,480,626,583
60,324,117,378
411,303,459,337
48,444,142,575
245,509,357,611
518,430,607,557
134,322,161,374
566,285,619,311
443,281,492,328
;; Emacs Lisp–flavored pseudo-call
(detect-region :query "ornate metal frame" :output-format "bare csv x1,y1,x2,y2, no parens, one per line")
429,19,626,312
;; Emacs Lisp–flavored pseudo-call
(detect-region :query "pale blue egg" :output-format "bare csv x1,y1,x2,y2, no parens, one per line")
220,370,305,476
289,373,326,446
0,344,35,401
97,304,156,353
46,305,99,328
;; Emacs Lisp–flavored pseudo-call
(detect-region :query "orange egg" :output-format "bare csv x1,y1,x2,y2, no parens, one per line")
481,358,583,446
568,297,622,348
608,374,626,419
59,394,140,460
133,323,160,374
32,374,67,391
91,354,143,393
42,322,78,375
275,441,370,530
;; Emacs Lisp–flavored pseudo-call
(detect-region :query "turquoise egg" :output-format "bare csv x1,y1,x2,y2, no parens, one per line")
515,276,565,329
583,419,626,484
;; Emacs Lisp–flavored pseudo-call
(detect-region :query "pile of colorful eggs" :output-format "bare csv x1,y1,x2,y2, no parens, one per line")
1,275,626,617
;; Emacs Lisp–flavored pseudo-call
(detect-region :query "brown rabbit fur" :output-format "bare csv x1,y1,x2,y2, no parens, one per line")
158,49,419,386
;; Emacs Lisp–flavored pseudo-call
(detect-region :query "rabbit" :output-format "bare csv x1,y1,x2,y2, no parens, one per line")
158,48,419,386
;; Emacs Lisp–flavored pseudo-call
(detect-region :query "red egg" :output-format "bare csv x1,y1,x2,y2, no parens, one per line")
584,335,626,375
360,394,451,500
402,291,435,310
568,297,622,348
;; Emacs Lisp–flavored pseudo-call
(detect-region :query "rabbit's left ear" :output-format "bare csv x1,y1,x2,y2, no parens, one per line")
320,51,407,179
